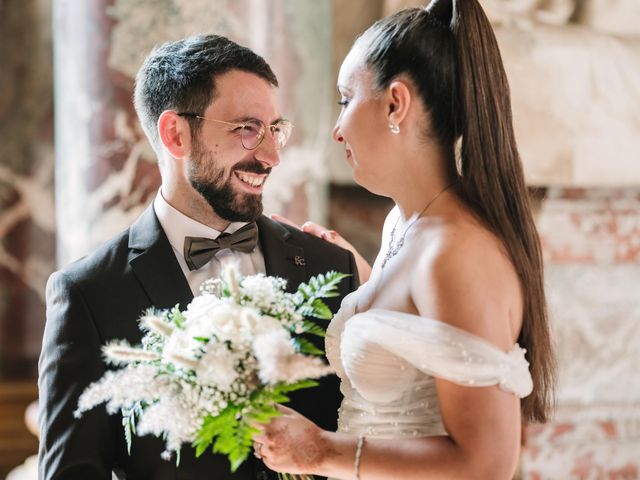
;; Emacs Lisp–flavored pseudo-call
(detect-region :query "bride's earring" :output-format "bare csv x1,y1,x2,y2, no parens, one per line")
389,123,400,134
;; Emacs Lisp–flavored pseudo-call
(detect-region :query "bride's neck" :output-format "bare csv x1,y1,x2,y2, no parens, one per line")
392,176,456,222
388,143,455,221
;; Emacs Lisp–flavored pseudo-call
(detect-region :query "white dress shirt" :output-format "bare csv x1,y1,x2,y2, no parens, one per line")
153,190,266,295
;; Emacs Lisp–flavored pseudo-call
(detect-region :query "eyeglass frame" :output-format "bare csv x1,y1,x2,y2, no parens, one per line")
177,112,293,150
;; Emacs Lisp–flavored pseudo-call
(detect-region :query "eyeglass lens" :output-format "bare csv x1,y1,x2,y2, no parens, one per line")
241,120,291,150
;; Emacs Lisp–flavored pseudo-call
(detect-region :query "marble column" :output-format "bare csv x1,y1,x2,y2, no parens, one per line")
54,0,334,267
0,0,55,379
53,0,160,267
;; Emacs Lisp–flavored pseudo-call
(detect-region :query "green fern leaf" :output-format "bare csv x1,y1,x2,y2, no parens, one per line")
293,337,324,356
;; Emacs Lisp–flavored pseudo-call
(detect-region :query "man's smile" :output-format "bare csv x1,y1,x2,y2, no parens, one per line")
234,171,267,191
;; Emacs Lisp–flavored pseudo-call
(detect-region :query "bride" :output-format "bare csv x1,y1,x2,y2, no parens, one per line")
254,0,555,478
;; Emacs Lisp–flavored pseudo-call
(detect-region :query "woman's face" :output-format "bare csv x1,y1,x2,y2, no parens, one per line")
333,47,394,194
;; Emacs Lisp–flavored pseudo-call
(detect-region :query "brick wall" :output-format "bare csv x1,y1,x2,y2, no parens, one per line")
522,188,640,478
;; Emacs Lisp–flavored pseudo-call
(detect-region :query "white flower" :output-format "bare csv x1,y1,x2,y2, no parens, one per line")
211,303,248,341
74,364,172,418
252,330,334,385
195,343,239,391
240,274,281,304
239,309,282,336
140,313,174,337
137,395,200,453
102,341,161,365
199,277,223,296
184,298,241,341
221,260,241,300
184,295,224,339
163,330,200,369
185,300,280,345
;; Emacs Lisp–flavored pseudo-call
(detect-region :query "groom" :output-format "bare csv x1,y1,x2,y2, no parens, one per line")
38,34,358,480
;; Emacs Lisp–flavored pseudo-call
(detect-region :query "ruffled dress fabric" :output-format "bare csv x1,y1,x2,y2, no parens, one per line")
325,289,533,440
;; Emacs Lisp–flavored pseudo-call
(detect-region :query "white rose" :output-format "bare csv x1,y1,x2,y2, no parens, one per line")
208,303,247,342
184,294,284,345
183,295,224,339
184,299,240,342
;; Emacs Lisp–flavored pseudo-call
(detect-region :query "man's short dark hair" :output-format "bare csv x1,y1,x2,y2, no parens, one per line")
134,34,278,155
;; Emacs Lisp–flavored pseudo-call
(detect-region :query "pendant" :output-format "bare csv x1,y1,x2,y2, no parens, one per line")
381,236,404,269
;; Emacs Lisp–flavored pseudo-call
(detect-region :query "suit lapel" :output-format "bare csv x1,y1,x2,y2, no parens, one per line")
256,216,307,292
128,205,194,310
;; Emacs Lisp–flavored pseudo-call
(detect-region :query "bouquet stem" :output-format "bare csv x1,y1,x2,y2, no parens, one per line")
277,474,315,480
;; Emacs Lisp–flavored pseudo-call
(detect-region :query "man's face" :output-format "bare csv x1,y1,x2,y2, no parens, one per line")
188,70,282,222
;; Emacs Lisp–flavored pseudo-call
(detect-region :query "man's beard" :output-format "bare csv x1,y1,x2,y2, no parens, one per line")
188,140,270,223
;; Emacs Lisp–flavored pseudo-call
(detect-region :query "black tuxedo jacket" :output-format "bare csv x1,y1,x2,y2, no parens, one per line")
38,205,358,480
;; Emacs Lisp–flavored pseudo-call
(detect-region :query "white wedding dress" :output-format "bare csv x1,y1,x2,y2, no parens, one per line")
325,288,533,440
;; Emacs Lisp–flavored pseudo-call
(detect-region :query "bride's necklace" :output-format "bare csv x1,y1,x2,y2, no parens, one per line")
380,183,455,269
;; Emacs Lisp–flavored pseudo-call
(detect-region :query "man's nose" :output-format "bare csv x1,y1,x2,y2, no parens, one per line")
254,133,281,168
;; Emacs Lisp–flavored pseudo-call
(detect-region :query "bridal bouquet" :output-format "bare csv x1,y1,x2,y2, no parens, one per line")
75,263,347,472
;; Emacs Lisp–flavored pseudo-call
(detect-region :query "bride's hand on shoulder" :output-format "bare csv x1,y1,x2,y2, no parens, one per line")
270,214,372,284
252,405,330,475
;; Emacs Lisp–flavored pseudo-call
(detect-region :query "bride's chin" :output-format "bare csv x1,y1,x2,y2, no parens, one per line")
352,176,386,198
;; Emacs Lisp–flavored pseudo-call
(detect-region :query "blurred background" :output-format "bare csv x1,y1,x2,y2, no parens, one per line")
0,0,638,478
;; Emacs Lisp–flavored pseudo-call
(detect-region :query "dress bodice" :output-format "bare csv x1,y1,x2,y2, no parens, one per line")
325,288,533,439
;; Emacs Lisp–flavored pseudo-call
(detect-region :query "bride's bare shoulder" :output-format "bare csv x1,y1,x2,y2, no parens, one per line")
411,217,523,348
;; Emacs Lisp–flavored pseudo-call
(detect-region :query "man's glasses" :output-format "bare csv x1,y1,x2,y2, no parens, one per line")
177,112,293,150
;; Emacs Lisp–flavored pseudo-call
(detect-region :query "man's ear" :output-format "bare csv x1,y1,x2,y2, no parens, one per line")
386,79,412,129
157,110,191,159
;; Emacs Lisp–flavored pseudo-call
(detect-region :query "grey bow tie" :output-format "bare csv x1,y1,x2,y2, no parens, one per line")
183,222,258,271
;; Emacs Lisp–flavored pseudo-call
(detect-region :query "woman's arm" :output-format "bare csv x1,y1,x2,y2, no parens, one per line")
257,393,519,480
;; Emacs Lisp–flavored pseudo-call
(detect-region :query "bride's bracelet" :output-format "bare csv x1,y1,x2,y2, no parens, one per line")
355,436,365,479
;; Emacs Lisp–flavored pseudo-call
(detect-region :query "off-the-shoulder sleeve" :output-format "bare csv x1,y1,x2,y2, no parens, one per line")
341,309,533,398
